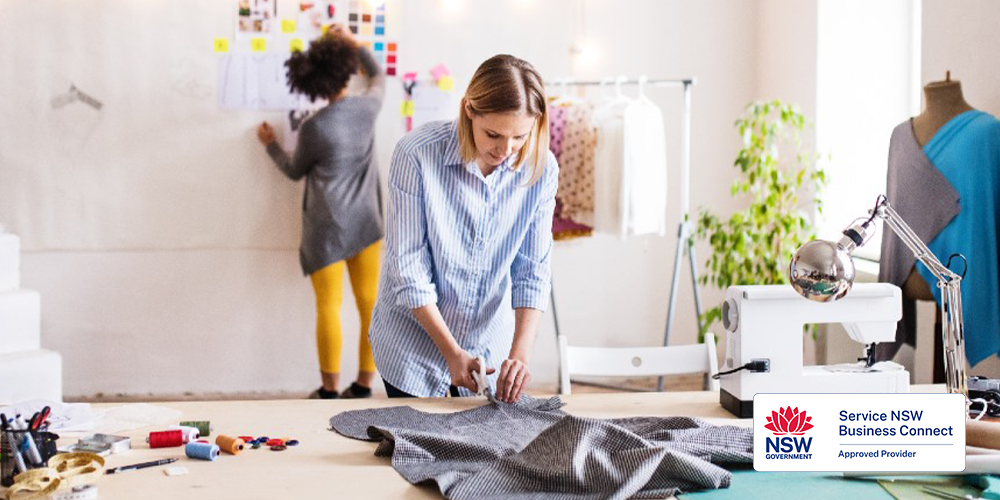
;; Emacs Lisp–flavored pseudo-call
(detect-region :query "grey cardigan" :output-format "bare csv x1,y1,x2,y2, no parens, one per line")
267,48,385,275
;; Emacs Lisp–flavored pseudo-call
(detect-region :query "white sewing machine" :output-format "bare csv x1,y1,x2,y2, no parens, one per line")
718,283,910,417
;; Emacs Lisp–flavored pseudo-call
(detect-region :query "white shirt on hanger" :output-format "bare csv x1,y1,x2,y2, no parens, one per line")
622,94,668,236
592,95,631,237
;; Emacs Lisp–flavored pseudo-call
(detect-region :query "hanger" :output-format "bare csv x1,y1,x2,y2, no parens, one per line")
549,77,582,107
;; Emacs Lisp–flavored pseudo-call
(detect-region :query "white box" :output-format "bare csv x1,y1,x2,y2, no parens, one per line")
0,349,62,404
0,233,19,292
0,290,41,355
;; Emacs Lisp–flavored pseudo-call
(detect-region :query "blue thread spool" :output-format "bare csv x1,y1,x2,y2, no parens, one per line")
185,441,220,461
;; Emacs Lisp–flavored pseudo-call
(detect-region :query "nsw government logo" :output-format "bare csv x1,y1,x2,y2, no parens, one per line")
763,406,814,459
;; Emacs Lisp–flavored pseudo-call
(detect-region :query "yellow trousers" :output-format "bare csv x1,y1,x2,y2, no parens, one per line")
309,240,381,374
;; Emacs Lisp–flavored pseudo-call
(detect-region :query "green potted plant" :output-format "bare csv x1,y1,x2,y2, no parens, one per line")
696,100,827,336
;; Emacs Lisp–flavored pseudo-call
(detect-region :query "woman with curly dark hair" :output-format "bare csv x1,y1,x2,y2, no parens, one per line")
256,26,384,399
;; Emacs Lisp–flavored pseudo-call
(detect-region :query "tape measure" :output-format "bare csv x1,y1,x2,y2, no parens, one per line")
8,453,104,500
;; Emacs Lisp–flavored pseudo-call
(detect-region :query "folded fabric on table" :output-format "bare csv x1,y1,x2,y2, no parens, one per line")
330,395,753,500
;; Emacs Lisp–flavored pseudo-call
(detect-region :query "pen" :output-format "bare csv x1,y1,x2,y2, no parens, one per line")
106,458,178,474
13,415,43,466
36,406,51,430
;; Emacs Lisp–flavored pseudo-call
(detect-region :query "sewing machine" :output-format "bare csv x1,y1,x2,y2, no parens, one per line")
719,283,910,418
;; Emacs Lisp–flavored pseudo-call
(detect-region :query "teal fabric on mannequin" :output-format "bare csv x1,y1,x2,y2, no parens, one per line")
920,110,1000,366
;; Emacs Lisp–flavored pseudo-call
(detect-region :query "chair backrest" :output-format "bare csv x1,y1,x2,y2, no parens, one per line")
558,333,719,395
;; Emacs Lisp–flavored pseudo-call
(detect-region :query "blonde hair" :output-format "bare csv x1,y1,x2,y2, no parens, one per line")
457,55,549,184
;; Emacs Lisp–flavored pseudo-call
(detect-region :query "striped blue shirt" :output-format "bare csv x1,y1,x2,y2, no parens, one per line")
369,120,558,397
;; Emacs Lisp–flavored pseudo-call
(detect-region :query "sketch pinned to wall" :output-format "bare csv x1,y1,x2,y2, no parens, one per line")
50,84,104,111
297,1,341,39
217,54,305,110
411,84,455,130
400,65,457,132
237,0,277,37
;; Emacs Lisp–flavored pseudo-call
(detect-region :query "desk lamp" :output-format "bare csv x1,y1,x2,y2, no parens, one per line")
788,196,968,397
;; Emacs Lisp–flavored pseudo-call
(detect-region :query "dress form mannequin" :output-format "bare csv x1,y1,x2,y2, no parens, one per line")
902,72,975,382
904,73,975,301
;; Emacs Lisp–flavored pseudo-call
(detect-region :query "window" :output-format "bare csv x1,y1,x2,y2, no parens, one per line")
815,0,921,259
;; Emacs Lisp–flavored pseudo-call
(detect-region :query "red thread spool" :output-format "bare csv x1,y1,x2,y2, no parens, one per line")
238,435,255,443
148,430,184,448
266,439,284,447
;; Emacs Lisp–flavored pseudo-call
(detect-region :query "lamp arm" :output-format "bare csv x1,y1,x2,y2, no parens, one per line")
872,200,968,397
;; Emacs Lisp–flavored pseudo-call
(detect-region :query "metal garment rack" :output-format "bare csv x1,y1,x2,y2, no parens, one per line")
547,77,704,394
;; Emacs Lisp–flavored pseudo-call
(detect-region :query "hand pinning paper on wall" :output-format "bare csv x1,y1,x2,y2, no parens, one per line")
214,38,230,53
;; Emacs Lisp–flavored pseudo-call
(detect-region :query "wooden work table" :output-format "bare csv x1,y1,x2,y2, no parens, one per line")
43,391,746,500
15,386,953,499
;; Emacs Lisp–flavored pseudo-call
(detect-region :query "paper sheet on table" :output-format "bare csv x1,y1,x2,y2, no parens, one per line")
0,399,95,432
90,403,184,434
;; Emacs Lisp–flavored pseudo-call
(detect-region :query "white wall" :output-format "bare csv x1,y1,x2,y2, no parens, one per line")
12,0,759,398
921,0,1000,378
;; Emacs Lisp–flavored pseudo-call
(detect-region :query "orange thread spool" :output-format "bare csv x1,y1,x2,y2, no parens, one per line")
215,435,245,455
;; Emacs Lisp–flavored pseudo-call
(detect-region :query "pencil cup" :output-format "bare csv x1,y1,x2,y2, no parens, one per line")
1,429,60,487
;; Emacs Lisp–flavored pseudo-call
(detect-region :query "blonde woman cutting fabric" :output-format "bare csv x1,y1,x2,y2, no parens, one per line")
369,55,558,403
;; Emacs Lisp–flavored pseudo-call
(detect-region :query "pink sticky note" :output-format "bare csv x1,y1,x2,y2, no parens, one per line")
403,72,418,81
430,64,449,80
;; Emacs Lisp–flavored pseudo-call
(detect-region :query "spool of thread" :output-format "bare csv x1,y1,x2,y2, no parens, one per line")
215,435,245,455
266,438,284,447
185,441,219,461
147,430,184,448
179,421,212,437
167,426,200,443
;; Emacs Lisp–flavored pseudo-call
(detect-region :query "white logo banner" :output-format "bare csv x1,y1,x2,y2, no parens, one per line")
753,393,966,472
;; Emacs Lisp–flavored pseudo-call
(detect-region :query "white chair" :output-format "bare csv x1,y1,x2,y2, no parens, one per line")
557,333,719,395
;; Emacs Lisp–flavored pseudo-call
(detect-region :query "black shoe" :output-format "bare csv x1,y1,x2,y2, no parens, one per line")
340,382,372,399
308,387,339,399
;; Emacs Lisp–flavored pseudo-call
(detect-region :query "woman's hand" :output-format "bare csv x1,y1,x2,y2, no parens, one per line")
256,122,276,145
497,357,530,403
445,350,495,393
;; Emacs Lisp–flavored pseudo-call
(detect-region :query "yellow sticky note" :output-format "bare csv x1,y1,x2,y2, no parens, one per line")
290,38,304,52
437,76,455,91
321,23,331,34
251,37,267,52
282,19,296,34
213,38,230,53
400,100,414,117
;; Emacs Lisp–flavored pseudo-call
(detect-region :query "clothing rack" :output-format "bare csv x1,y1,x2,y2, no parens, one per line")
547,77,704,394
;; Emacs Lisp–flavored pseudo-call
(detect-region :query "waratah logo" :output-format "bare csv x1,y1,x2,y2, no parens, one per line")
765,406,814,436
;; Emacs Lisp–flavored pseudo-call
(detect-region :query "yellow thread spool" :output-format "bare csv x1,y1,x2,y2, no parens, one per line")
215,435,245,455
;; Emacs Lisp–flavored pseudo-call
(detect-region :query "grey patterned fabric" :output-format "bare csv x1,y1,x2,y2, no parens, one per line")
330,395,753,500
